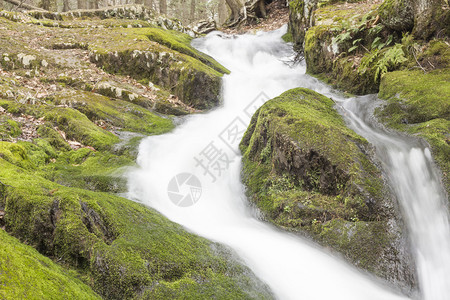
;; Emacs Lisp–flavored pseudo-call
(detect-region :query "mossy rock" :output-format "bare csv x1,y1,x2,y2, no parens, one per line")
0,229,101,300
378,69,450,195
0,11,228,111
378,0,414,32
240,88,414,288
52,90,174,136
304,25,379,94
287,0,308,50
84,26,228,109
36,147,133,193
0,156,273,299
0,115,21,140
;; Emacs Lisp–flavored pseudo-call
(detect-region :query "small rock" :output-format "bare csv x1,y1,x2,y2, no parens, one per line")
6,90,14,98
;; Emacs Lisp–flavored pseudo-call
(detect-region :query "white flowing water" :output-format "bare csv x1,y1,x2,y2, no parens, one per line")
128,26,448,299
341,96,450,300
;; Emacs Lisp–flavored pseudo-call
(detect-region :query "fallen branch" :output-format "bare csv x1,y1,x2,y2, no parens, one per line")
412,48,426,73
2,0,45,11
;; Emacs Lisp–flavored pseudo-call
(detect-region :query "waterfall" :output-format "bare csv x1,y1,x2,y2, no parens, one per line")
341,96,450,300
127,25,448,299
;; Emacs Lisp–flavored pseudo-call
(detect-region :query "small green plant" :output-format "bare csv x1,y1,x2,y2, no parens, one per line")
368,24,383,36
371,35,393,50
268,174,295,195
348,38,362,53
260,140,272,162
284,205,292,213
358,44,407,82
333,31,352,45
350,216,359,222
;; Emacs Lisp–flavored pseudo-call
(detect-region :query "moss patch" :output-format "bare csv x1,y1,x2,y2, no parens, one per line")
378,69,450,195
0,155,272,299
0,230,101,300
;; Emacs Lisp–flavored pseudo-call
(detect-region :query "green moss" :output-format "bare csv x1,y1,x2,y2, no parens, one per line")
304,25,334,74
240,88,394,276
0,100,110,152
0,142,33,169
282,32,293,43
38,149,133,193
312,219,391,273
379,70,449,122
16,140,56,167
43,107,119,151
0,158,272,299
52,90,174,136
0,230,101,300
378,69,450,194
37,125,72,151
0,117,21,139
144,27,229,74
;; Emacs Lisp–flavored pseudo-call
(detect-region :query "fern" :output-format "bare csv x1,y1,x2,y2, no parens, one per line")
358,49,379,75
358,44,407,82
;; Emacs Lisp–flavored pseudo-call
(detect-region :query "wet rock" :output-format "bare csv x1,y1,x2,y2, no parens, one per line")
193,19,217,34
240,88,416,291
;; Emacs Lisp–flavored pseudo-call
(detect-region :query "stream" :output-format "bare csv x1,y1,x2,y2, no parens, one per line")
127,26,450,299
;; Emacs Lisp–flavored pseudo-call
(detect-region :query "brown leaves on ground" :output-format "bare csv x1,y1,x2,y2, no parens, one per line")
222,0,289,34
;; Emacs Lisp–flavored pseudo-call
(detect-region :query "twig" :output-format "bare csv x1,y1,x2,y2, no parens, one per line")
3,0,44,11
412,48,426,73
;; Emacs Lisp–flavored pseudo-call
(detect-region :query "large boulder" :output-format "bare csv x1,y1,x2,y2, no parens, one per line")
240,88,416,292
378,0,414,32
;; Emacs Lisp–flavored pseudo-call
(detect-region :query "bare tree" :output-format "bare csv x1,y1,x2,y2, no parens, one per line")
218,0,227,25
189,0,195,22
160,0,167,14
224,0,266,27
77,0,86,9
144,0,153,8
412,0,443,39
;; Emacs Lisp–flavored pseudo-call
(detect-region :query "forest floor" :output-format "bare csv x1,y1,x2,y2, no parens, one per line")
221,0,289,34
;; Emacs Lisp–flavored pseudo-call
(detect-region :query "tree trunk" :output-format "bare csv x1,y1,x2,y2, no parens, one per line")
159,0,167,14
2,0,45,10
62,0,70,11
144,0,152,8
77,0,86,9
412,0,442,39
189,0,195,23
218,0,227,25
224,0,266,27
39,0,51,10
224,0,242,24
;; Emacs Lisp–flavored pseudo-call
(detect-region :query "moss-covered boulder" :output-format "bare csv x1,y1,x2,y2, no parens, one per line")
0,229,101,300
0,10,228,111
86,25,228,109
377,69,450,195
240,88,415,290
288,0,449,97
293,0,387,94
0,154,273,299
304,24,380,94
378,0,414,32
